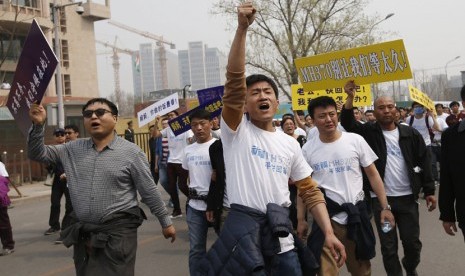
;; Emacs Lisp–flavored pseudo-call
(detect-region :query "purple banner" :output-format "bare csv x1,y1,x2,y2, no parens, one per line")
196,85,224,105
6,19,58,136
169,96,223,136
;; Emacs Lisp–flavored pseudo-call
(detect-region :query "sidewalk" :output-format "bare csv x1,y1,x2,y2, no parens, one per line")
8,181,51,204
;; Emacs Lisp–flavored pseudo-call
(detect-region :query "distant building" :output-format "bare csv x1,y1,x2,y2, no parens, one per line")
132,43,179,102
178,41,226,91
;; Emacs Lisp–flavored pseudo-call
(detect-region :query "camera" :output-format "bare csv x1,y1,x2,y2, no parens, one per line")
75,5,84,15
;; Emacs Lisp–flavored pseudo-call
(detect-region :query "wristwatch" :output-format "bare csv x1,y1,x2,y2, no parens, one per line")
382,204,392,211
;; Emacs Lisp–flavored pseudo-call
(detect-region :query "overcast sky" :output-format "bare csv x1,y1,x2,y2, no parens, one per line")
94,0,465,98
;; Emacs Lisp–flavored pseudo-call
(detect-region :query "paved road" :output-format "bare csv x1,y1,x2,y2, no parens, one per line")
1,191,464,275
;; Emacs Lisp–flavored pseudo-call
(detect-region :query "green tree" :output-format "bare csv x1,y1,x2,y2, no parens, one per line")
214,0,387,100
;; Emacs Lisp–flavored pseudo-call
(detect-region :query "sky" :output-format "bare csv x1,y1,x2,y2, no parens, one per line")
94,0,465,98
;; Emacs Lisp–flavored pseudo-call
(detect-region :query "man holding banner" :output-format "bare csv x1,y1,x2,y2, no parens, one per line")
341,81,436,276
198,3,345,274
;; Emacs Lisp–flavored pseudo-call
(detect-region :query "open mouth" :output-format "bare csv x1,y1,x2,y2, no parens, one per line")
91,122,100,128
259,103,270,110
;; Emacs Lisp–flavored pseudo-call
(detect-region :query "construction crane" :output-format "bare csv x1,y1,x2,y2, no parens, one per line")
96,37,136,108
107,20,175,90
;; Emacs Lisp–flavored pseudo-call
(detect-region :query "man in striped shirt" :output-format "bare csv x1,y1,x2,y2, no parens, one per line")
28,98,175,276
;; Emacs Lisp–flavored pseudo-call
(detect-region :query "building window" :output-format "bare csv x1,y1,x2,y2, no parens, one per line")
59,7,67,33
61,39,69,68
63,74,71,96
12,0,39,8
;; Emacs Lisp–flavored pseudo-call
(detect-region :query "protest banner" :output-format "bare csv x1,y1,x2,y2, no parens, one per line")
291,84,371,110
196,85,224,105
6,19,58,136
169,96,222,136
137,93,179,127
294,39,412,91
408,85,434,111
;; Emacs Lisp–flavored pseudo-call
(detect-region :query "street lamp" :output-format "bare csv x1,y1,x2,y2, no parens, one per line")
445,55,461,88
182,84,192,100
366,13,395,44
51,0,82,128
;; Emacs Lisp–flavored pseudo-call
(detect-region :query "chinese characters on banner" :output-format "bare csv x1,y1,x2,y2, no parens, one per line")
137,93,179,127
291,84,372,110
6,19,58,137
294,39,413,91
196,85,224,104
408,85,434,111
169,96,223,136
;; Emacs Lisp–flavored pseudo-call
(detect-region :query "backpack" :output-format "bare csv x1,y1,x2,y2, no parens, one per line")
408,114,435,142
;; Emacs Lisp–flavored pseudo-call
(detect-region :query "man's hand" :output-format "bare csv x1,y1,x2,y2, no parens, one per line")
29,103,46,125
237,2,256,30
296,220,309,240
206,211,215,223
442,221,458,236
343,80,356,98
60,173,66,181
380,210,396,228
425,195,437,212
324,233,346,267
162,225,176,243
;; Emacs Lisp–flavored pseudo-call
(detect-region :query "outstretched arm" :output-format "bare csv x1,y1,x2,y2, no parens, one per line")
221,2,256,131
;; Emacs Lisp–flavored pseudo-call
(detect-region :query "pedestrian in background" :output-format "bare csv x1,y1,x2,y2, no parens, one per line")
0,160,14,256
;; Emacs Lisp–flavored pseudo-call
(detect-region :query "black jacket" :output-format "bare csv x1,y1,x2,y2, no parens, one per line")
439,120,465,229
206,140,227,233
340,107,435,200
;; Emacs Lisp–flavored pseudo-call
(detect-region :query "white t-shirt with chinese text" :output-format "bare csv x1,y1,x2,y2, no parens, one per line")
302,132,377,225
222,116,312,253
161,128,193,164
374,128,412,197
182,138,217,211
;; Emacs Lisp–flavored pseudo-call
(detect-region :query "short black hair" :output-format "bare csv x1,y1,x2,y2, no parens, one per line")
411,101,423,108
307,96,337,119
64,124,79,133
365,109,374,115
281,116,295,127
245,74,279,98
304,114,312,120
281,113,294,122
149,125,155,130
127,121,133,126
82,98,118,116
435,103,444,109
449,101,460,108
189,109,211,122
461,85,465,101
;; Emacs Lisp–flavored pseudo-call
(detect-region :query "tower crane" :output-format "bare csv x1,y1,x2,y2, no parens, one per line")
96,37,136,108
107,20,175,89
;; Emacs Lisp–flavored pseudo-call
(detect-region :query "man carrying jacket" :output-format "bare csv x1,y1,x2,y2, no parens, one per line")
341,80,437,276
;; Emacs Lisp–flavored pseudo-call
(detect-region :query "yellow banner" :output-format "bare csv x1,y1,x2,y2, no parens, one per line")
294,39,412,91
408,85,434,111
291,84,371,110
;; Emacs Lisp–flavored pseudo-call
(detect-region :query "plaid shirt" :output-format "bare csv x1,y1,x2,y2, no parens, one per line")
28,124,171,228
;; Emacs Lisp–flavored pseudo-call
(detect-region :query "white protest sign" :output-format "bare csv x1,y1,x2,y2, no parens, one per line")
137,93,179,127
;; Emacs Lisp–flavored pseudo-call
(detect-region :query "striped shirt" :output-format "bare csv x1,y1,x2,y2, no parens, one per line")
27,124,171,228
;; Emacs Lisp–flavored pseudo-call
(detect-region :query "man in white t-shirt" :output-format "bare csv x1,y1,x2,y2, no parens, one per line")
182,109,218,275
301,96,394,275
154,111,193,218
341,81,437,276
209,3,345,274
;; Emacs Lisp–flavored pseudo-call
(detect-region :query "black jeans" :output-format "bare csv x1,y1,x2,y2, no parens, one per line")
167,163,189,213
373,195,422,276
431,145,441,181
50,180,73,230
0,206,14,250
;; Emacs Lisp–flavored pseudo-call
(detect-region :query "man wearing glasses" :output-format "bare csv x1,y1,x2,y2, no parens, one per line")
64,125,79,142
28,98,175,276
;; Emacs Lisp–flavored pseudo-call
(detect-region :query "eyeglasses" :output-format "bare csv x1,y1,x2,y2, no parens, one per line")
55,133,65,137
82,108,113,118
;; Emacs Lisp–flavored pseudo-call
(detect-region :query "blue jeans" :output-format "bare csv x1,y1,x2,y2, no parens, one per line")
269,249,302,276
158,163,170,195
186,205,209,275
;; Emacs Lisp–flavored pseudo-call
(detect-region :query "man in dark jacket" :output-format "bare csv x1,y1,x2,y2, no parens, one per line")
439,85,465,241
341,80,436,276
